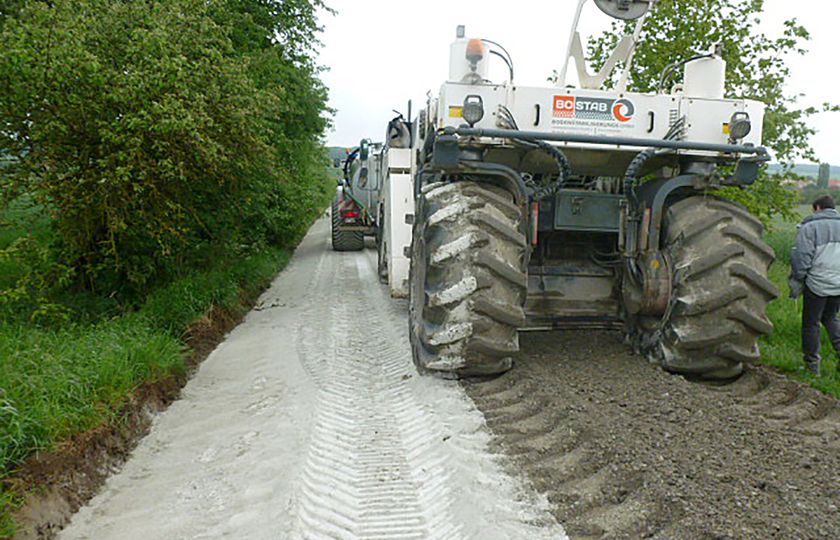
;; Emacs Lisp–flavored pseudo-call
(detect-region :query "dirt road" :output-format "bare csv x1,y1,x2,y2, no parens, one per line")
466,332,840,539
58,218,565,540
57,217,840,539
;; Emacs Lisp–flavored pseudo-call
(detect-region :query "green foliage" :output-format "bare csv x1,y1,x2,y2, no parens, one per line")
817,163,831,189
0,0,332,529
0,318,184,474
0,0,331,301
586,0,834,222
798,185,840,207
0,488,18,538
140,248,289,334
0,244,293,530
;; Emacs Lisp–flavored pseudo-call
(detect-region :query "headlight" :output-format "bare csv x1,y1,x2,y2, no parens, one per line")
462,95,484,127
728,112,751,143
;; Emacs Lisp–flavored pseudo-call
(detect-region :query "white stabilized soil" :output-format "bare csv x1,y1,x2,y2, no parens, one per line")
59,218,566,540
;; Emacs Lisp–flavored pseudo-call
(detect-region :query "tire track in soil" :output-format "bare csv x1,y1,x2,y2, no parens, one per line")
57,220,564,540
464,330,840,540
293,240,566,540
295,253,460,539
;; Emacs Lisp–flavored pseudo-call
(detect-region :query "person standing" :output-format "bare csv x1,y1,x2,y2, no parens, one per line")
789,194,840,376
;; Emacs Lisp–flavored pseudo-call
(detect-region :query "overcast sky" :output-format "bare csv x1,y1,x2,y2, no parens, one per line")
317,1,839,164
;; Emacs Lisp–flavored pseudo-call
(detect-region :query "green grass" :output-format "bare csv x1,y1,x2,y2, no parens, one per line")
0,165,331,536
0,245,289,471
759,207,840,398
0,235,292,537
0,318,184,472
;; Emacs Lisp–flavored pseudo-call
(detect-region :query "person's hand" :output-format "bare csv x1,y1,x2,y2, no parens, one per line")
788,276,804,299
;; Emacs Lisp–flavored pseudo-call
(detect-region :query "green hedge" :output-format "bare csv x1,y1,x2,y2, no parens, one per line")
0,244,299,537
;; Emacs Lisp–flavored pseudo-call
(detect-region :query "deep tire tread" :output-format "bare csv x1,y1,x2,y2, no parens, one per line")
409,181,526,378
730,263,780,299
635,196,777,380
474,251,528,288
473,298,527,327
331,196,365,252
676,285,749,316
723,225,776,262
682,244,744,281
727,306,774,336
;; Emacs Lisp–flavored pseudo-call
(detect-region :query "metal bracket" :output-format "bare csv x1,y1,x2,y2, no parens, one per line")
622,174,696,317
647,174,697,251
431,134,460,170
569,32,634,89
623,250,672,316
458,160,529,210
727,156,765,186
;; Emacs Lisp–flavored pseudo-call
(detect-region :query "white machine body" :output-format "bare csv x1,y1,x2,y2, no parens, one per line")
376,3,766,296
433,0,763,172
436,81,763,174
379,147,414,297
683,56,726,99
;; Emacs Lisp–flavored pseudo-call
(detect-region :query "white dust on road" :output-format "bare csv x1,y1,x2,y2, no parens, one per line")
59,218,566,540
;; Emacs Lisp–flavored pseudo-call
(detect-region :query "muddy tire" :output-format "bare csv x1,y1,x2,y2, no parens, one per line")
376,206,388,283
633,196,779,380
408,181,527,378
331,196,364,252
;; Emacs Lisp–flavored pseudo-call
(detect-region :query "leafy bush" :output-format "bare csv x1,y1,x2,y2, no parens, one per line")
0,243,294,535
0,0,331,303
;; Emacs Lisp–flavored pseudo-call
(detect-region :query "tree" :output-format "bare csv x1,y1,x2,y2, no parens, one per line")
818,163,831,189
587,0,834,223
0,0,331,302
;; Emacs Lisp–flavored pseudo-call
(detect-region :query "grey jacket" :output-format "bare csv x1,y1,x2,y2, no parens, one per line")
790,208,840,297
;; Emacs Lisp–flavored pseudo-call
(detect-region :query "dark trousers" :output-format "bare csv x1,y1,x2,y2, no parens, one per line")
802,286,840,365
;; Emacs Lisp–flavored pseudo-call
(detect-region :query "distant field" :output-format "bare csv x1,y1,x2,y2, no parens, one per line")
766,163,840,178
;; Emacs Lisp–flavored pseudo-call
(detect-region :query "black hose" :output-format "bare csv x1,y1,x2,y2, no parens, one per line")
497,106,572,199
481,39,514,82
624,147,656,208
343,147,360,183
623,117,686,206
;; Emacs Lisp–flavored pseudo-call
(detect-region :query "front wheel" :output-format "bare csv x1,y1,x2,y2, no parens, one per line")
626,196,779,380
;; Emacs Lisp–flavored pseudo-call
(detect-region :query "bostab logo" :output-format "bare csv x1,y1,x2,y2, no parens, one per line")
553,95,635,123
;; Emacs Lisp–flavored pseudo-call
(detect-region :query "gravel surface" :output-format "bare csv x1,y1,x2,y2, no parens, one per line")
465,330,840,539
58,219,565,540
48,216,840,539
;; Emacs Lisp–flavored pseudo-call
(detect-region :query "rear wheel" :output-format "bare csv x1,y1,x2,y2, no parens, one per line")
408,181,527,378
331,195,364,252
376,206,388,283
627,196,779,380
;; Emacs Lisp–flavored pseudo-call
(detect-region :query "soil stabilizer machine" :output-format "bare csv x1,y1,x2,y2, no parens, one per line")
402,0,779,380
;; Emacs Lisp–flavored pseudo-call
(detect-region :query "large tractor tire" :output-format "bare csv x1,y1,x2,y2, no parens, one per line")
408,181,527,378
630,196,779,380
331,196,364,252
